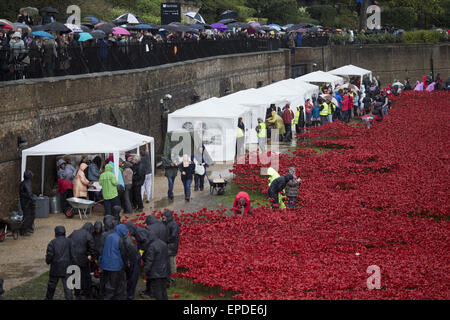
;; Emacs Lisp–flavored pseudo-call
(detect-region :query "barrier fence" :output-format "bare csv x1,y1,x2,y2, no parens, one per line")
0,38,281,81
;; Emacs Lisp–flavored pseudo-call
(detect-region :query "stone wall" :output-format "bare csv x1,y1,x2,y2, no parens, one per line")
292,43,450,85
0,49,290,217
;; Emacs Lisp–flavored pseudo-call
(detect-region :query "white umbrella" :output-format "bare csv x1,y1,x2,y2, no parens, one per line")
320,94,338,106
65,23,83,33
183,11,206,24
335,83,360,92
392,81,404,87
113,13,143,25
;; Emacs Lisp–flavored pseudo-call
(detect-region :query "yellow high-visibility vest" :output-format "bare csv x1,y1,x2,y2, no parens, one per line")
294,107,300,124
329,103,336,115
257,122,266,138
237,127,244,138
320,103,329,116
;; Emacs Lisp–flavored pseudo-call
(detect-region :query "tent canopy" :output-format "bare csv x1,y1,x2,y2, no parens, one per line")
268,79,320,116
168,98,252,162
264,79,320,105
328,64,372,83
295,71,344,89
21,123,155,197
217,88,272,127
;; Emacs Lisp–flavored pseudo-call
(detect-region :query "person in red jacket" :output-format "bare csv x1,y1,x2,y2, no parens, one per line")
233,191,251,216
282,104,294,142
341,94,351,123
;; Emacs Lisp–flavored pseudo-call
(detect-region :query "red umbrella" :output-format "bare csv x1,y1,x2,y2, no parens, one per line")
0,19,15,31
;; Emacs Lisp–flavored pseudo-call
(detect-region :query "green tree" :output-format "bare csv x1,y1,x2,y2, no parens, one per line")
382,7,418,30
386,0,444,28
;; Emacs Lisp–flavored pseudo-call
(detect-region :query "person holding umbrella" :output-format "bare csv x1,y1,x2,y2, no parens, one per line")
41,12,56,25
17,10,34,26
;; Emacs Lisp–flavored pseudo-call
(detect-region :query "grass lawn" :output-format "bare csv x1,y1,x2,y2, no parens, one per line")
3,270,237,300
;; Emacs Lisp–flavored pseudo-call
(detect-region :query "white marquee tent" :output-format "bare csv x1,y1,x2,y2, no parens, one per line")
167,98,252,162
295,71,345,89
267,79,320,117
328,64,372,84
21,123,155,197
217,88,271,129
265,79,320,104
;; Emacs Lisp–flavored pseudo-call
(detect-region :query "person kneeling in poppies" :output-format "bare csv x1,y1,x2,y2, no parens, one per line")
233,191,251,216
268,174,294,209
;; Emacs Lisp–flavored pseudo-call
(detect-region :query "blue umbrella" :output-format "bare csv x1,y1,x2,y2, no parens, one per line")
133,24,156,30
78,32,94,42
268,24,282,31
31,30,54,39
82,15,99,24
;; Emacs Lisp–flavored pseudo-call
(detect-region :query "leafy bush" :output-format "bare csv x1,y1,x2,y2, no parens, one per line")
402,30,441,44
329,33,350,45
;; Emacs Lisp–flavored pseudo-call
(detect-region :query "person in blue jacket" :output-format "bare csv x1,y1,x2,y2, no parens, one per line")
99,224,131,300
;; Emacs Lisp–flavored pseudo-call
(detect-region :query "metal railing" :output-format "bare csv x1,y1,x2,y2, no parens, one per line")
0,38,281,82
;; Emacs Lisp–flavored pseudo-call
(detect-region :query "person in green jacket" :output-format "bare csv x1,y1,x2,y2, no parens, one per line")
99,163,119,216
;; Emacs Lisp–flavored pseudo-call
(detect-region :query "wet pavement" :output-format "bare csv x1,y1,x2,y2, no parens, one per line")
0,140,295,293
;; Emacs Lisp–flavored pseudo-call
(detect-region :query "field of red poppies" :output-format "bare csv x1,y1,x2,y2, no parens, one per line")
174,91,450,300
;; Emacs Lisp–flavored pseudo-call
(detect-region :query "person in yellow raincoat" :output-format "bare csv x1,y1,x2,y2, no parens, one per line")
267,167,286,209
267,110,285,141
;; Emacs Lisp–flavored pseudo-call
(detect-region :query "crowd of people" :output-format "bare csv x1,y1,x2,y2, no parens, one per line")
44,208,179,300
161,145,212,202
54,144,152,224
0,13,284,81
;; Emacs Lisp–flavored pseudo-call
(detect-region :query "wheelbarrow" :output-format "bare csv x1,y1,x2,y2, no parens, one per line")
0,211,23,242
65,197,98,220
206,173,228,195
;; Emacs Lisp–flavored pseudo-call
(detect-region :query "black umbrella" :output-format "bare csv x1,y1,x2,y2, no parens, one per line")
31,24,45,31
260,25,274,31
80,25,92,32
81,22,94,29
95,22,115,34
40,7,59,14
217,18,236,25
219,10,237,20
90,30,106,39
161,24,194,33
42,21,71,33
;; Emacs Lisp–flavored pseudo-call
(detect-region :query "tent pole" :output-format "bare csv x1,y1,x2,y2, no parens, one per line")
21,154,27,182
113,152,120,181
151,140,155,199
41,155,45,196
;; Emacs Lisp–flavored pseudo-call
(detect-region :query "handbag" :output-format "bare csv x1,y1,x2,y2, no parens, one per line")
195,164,205,175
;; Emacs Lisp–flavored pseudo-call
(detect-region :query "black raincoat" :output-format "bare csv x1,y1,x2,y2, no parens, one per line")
143,231,171,279
46,226,74,277
162,210,179,256
68,222,95,267
146,215,168,243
